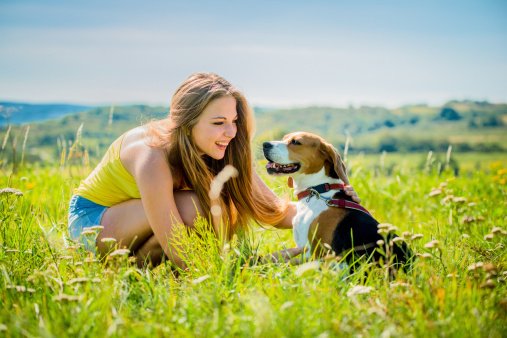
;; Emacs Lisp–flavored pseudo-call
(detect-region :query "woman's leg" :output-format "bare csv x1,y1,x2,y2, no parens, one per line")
96,191,203,264
134,235,164,267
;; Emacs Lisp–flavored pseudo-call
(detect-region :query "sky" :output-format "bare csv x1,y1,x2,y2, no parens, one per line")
1,0,506,108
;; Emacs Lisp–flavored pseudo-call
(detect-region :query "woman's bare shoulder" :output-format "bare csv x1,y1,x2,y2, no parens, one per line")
121,126,168,173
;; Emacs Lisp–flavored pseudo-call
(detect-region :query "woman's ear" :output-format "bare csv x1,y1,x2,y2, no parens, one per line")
320,141,349,185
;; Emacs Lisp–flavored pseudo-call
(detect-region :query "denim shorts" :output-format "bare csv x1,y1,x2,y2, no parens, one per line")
68,195,108,252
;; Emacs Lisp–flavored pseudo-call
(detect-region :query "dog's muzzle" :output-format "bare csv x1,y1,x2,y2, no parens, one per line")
262,141,301,175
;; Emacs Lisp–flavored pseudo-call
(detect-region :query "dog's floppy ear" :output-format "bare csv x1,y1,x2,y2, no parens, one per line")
319,141,349,185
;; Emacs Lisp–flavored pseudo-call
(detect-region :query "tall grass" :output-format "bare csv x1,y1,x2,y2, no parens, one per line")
0,153,506,337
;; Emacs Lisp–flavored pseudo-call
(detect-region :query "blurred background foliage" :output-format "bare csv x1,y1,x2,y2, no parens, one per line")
0,100,506,168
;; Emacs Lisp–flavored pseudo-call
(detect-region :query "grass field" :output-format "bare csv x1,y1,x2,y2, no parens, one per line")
1,152,506,337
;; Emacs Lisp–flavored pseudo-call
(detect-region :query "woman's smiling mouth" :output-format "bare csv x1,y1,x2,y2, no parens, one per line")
216,141,229,150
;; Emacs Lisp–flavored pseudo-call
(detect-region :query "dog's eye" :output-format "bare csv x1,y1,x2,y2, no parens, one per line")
290,139,302,145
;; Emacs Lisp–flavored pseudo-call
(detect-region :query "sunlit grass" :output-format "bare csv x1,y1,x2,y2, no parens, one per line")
1,152,506,337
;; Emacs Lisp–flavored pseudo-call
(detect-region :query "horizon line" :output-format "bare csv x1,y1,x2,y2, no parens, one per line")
1,97,503,111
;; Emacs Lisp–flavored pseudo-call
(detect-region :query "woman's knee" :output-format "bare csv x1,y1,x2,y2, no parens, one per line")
173,191,203,228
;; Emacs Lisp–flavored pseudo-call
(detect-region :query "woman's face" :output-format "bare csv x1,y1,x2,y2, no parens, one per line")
191,95,238,160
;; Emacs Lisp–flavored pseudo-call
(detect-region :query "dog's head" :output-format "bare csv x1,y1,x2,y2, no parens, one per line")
262,132,349,185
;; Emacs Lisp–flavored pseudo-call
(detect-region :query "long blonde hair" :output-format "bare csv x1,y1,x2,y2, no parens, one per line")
149,72,287,239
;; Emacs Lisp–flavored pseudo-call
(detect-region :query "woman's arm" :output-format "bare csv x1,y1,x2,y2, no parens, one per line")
252,172,295,229
133,148,188,269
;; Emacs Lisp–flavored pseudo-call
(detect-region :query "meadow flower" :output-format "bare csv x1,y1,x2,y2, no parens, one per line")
491,227,506,235
0,187,23,196
209,165,238,199
323,243,333,251
480,280,495,289
483,263,496,273
80,229,97,236
411,234,424,241
6,285,35,293
441,195,454,204
429,188,442,197
84,257,99,263
100,237,117,244
53,294,82,302
417,253,432,259
109,248,130,257
191,275,210,285
294,261,320,277
424,240,440,249
65,244,82,251
347,285,372,297
467,262,484,271
68,277,90,285
484,234,494,241
489,161,502,170
280,301,294,311
452,197,467,203
377,223,397,235
323,253,337,263
210,205,222,217
390,282,410,288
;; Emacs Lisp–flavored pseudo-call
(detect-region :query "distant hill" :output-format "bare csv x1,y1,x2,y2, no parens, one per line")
0,100,506,166
0,102,93,126
253,101,507,153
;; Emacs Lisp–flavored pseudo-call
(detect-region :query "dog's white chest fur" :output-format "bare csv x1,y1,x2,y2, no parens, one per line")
292,168,343,257
293,198,328,253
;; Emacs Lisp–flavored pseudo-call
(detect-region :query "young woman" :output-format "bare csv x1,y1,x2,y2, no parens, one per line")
68,72,359,268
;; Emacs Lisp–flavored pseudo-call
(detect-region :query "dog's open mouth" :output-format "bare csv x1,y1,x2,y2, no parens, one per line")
266,161,301,175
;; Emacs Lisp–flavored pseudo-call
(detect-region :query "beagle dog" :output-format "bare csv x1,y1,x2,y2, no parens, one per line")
263,132,412,271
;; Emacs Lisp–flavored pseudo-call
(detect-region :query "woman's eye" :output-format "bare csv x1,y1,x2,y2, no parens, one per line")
291,139,301,145
213,122,224,125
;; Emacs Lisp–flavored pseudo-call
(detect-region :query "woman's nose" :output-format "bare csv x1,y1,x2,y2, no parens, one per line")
224,123,237,138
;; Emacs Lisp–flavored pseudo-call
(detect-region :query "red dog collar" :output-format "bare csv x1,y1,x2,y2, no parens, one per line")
297,183,371,215
296,183,345,200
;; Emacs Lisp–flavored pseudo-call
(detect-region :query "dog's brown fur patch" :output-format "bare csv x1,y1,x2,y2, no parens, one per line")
308,207,348,257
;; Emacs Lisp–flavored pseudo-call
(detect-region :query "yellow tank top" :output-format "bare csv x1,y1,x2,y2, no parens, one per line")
75,133,141,206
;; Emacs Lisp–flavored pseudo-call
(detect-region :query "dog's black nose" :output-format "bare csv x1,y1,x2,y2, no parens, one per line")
263,142,273,150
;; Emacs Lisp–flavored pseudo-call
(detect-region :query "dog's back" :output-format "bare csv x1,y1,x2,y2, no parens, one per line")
330,209,413,271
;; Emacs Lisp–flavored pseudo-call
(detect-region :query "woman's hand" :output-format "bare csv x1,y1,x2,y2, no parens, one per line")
344,185,361,203
263,247,304,264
